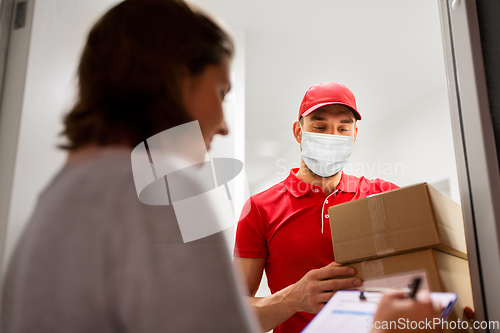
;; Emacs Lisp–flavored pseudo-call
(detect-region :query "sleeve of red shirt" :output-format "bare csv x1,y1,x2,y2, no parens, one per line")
233,197,268,259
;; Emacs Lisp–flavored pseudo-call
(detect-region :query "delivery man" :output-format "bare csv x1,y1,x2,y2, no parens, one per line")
234,81,399,333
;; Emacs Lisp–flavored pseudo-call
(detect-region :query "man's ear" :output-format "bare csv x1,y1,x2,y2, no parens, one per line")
354,125,358,143
293,121,302,144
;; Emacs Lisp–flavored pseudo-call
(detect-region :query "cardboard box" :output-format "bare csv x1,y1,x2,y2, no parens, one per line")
344,249,474,331
329,183,467,264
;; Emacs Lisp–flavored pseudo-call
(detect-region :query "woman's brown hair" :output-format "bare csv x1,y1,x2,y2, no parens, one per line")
60,0,234,151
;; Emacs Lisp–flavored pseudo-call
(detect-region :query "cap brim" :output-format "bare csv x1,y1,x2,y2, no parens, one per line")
301,102,361,120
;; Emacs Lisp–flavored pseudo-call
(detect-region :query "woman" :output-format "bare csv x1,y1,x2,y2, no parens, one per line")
1,1,257,332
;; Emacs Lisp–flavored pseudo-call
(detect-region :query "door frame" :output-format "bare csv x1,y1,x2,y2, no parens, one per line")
439,0,500,329
0,0,35,274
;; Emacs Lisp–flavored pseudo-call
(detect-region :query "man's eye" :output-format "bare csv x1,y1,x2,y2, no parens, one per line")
313,127,325,130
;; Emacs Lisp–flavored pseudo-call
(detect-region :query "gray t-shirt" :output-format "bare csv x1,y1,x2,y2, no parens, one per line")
2,149,258,333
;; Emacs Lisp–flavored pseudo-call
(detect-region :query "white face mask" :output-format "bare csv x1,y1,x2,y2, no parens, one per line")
300,127,354,178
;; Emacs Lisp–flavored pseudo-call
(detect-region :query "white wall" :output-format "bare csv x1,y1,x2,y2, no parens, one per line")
254,88,460,204
187,0,456,200
348,88,460,203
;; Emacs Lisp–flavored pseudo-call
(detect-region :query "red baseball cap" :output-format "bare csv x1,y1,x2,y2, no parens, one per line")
298,82,361,121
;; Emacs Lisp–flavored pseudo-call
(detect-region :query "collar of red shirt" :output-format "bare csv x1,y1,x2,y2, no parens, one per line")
284,168,358,197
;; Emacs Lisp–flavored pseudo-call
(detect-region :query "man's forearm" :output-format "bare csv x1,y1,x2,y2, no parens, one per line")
248,285,298,332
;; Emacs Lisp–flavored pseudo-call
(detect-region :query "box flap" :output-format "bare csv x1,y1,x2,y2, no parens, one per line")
427,184,467,255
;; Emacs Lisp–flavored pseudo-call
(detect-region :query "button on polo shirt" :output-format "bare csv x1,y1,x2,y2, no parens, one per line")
234,169,398,333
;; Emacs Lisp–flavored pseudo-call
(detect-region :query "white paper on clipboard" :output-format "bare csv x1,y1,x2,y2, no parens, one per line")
301,291,458,333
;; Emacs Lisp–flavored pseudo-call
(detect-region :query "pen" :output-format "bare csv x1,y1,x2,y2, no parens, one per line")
407,277,422,299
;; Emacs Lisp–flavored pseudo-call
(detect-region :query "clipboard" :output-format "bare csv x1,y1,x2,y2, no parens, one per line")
301,290,458,333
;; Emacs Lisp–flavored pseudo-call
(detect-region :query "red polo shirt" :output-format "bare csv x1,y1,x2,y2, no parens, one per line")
234,169,398,333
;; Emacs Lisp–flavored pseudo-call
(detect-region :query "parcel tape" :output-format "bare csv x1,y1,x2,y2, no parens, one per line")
367,195,395,256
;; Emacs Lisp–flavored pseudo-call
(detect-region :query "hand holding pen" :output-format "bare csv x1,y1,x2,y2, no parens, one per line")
370,278,442,332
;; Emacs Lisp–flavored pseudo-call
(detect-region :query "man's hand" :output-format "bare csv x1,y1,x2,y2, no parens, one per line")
372,291,442,332
235,259,361,331
288,262,361,314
